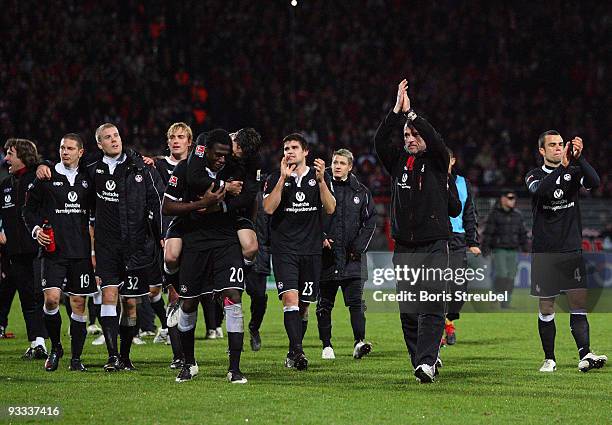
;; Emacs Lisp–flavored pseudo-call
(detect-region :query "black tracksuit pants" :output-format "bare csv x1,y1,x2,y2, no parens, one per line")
394,239,448,368
0,254,46,340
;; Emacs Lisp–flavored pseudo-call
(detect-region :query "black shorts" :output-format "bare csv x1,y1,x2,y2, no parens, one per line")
119,267,154,297
41,256,97,296
319,278,363,308
530,251,587,298
272,254,321,303
95,243,153,297
178,243,245,298
165,217,184,240
236,217,255,232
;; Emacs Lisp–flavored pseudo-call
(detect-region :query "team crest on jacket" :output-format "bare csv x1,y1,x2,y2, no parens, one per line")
564,173,571,181
180,285,187,293
354,196,360,204
277,281,284,290
195,145,206,157
135,174,143,183
82,180,88,188
168,176,178,186
308,179,316,187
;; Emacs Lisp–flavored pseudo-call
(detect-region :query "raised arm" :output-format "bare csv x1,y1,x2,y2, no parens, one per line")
263,158,293,215
374,80,408,173
314,159,335,215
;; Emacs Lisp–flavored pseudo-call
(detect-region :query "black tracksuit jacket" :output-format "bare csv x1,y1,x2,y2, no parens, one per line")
374,109,451,245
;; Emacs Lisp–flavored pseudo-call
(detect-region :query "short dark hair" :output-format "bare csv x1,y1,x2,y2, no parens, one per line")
204,129,231,149
235,128,262,160
282,133,309,151
4,138,41,168
62,133,84,149
538,130,560,148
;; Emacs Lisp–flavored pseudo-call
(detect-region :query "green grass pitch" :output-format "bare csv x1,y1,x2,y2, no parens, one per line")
1,293,610,425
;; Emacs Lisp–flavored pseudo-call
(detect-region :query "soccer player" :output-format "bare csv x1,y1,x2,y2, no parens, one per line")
169,129,252,383
0,139,47,359
86,123,165,371
525,130,607,373
263,133,336,370
150,122,193,366
316,148,376,360
374,79,454,383
23,133,97,371
445,148,480,345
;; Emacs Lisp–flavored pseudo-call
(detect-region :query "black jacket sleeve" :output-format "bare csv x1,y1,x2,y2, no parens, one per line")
145,165,165,240
351,187,377,254
463,180,479,247
22,179,45,237
448,174,461,218
577,156,600,189
410,113,449,172
374,110,403,174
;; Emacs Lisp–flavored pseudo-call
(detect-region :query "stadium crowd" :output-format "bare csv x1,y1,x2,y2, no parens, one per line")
1,0,609,199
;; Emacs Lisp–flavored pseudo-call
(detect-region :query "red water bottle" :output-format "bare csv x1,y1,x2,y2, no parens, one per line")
42,220,56,253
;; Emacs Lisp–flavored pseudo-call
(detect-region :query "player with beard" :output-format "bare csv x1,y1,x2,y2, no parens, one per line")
525,130,606,373
263,133,336,371
0,138,48,359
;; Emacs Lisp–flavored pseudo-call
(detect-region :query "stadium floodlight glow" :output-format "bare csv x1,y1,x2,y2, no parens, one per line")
291,0,297,6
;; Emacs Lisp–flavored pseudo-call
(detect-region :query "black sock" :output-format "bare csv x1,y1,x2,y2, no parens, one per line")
228,332,244,372
316,307,332,348
249,294,267,333
44,311,62,349
283,310,302,354
179,327,196,365
570,314,590,359
70,318,87,359
349,305,366,342
538,317,556,361
150,298,167,330
100,315,119,357
301,320,308,341
168,325,183,360
119,324,136,359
